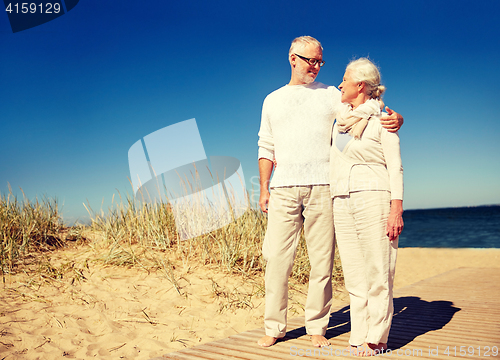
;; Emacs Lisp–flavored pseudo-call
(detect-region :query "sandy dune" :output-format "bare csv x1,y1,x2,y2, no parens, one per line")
1,247,499,359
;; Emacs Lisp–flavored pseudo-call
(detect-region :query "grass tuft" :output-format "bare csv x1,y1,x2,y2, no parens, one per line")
1,188,65,278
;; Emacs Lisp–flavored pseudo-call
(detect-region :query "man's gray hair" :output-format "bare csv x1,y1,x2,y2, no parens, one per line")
289,36,323,61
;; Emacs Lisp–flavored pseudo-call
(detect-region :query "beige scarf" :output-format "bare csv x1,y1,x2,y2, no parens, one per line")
336,99,381,139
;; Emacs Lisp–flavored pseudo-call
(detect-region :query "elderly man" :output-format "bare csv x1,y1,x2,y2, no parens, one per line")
257,36,403,348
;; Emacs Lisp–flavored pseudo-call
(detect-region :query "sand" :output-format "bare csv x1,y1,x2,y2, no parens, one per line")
1,247,499,359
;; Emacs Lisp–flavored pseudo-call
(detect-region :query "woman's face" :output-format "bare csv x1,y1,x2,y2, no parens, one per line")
339,70,360,105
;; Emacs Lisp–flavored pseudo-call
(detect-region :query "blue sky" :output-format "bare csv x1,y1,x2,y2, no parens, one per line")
1,0,499,224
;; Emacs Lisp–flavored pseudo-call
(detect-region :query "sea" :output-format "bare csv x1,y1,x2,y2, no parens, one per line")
399,205,500,248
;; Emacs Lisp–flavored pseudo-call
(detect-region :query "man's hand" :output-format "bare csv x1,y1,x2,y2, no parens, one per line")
258,158,274,213
380,106,404,133
259,190,270,213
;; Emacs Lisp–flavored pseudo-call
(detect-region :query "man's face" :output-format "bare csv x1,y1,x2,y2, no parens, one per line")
291,43,323,84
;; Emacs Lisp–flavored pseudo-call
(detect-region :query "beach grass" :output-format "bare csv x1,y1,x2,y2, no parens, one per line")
0,188,90,285
1,188,344,291
0,188,62,276
86,195,344,287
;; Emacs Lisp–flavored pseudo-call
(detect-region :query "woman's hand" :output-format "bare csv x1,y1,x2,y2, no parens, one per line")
386,199,404,241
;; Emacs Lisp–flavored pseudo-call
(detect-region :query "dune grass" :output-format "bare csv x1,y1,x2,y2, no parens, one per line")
2,189,343,292
86,195,344,287
0,189,93,290
0,189,64,276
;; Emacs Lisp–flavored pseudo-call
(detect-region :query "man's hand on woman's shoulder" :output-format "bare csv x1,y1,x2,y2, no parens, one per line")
380,106,404,132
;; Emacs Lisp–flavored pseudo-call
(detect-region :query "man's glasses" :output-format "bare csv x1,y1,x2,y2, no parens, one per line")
294,53,325,67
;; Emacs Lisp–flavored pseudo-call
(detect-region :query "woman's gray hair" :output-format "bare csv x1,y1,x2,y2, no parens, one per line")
346,58,386,108
289,36,323,62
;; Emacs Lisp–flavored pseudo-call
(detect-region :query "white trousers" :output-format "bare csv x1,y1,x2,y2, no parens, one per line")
262,185,335,338
333,191,398,346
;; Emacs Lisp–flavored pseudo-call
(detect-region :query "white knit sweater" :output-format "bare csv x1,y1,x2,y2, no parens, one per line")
258,82,342,188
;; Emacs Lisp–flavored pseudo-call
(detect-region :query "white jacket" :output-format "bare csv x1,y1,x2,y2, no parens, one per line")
329,114,403,200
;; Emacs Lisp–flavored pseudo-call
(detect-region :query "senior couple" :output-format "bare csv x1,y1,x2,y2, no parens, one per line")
257,36,404,356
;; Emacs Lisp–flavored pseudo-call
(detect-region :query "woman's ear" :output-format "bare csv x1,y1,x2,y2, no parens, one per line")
357,82,365,93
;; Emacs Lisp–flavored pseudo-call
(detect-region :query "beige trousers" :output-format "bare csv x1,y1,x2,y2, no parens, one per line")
333,191,398,346
262,185,335,338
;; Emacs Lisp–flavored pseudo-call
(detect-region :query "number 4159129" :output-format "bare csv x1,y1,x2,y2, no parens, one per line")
443,346,498,357
5,3,61,14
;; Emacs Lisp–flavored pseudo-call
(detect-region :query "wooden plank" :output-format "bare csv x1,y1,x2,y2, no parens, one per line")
157,268,500,359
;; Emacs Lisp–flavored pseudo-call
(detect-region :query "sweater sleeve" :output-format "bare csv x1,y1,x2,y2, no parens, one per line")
257,97,275,161
381,129,404,200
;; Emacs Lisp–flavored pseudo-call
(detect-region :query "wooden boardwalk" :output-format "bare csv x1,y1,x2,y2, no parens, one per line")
154,268,500,359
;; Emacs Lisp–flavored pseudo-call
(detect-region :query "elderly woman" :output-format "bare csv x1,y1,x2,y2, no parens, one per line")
330,58,404,356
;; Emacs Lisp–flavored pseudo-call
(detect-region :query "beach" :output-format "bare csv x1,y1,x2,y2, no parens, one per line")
1,247,499,359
